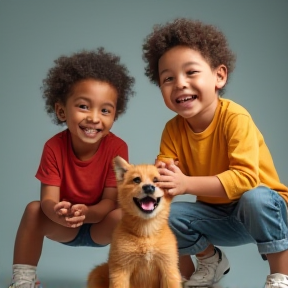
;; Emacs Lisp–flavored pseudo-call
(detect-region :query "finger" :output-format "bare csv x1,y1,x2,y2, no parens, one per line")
167,189,177,196
166,164,179,173
155,160,166,168
71,205,86,217
167,187,181,196
74,210,81,216
155,181,174,189
65,215,85,223
57,208,69,216
158,174,174,182
157,167,173,176
162,159,174,166
67,222,83,228
54,201,71,211
71,204,83,212
58,201,72,209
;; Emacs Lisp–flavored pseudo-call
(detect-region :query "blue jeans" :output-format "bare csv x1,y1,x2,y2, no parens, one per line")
169,186,288,256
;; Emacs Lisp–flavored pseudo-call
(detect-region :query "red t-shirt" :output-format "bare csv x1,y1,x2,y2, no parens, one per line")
35,129,128,205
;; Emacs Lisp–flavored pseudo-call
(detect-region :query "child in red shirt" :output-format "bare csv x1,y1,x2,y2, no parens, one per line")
9,48,135,288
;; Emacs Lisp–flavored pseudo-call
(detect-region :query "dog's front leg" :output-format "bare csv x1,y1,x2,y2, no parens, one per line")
161,271,182,288
160,262,182,288
109,268,130,288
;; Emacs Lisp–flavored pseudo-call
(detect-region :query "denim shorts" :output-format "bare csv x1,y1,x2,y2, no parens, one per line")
60,223,108,247
169,186,288,257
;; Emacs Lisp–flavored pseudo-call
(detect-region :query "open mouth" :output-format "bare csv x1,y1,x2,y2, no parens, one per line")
176,95,197,103
80,127,102,135
133,196,161,214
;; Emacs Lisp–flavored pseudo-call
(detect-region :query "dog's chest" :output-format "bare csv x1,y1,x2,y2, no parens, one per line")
134,240,156,262
143,248,154,262
129,238,160,267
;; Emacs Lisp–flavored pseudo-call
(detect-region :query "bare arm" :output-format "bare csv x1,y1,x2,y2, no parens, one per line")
83,187,118,223
40,184,79,227
41,183,118,226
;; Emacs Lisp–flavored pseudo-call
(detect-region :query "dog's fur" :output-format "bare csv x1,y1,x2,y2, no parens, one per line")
87,156,181,288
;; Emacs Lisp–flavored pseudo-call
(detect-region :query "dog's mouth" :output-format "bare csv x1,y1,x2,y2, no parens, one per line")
133,196,161,214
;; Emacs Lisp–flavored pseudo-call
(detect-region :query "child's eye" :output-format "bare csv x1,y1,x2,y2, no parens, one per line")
163,76,173,83
79,104,89,110
187,70,197,76
102,108,110,114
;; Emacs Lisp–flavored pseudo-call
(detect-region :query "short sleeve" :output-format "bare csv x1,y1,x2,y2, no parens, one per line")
35,143,62,186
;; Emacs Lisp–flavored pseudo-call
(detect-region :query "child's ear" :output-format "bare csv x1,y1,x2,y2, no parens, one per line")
215,65,228,90
55,102,66,122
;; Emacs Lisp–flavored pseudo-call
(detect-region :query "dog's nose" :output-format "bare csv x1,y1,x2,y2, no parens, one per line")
142,184,155,194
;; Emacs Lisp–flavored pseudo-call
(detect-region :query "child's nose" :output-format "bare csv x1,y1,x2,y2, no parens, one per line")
174,75,187,89
86,111,100,123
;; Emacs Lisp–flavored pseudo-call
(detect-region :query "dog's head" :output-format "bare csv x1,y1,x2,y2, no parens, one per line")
113,156,171,219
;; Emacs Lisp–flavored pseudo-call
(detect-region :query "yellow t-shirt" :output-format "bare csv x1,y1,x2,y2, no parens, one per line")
158,98,288,204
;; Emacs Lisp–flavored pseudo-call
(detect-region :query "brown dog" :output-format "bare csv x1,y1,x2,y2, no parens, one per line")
87,156,181,288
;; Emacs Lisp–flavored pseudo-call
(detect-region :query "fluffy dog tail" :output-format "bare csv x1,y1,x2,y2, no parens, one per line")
87,263,109,288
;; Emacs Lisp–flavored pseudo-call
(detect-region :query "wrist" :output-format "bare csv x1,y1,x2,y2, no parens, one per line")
183,175,194,195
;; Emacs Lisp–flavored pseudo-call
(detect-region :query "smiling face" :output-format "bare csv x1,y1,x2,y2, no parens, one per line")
158,46,227,132
113,156,170,220
55,79,117,158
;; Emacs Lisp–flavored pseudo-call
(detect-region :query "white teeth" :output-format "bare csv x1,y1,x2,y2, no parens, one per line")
85,128,97,134
177,95,197,103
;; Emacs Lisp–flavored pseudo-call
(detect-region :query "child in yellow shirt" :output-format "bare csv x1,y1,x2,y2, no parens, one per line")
142,18,288,288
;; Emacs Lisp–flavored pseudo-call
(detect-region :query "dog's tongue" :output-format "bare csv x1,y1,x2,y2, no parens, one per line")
141,199,154,211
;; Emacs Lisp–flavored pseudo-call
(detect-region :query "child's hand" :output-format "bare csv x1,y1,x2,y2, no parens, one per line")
157,163,187,196
64,204,88,228
54,201,72,216
54,201,87,228
155,157,179,168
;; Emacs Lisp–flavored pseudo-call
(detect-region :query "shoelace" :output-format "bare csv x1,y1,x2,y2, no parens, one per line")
12,267,36,287
195,260,218,277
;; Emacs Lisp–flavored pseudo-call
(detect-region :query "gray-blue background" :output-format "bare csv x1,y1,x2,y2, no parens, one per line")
1,1,287,287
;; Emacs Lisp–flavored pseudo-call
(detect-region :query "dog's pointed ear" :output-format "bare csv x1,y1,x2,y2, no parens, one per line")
113,156,131,181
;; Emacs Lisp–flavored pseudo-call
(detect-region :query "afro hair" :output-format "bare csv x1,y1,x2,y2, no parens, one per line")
42,47,135,125
142,18,236,95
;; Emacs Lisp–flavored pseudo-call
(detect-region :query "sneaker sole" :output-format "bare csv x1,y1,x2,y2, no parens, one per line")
185,267,230,287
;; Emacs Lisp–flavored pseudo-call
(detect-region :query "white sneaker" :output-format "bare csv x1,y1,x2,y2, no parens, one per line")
8,264,42,288
265,273,288,288
184,247,230,287
8,280,42,288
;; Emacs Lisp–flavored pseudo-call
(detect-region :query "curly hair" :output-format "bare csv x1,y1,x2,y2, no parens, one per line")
42,47,135,125
142,18,236,95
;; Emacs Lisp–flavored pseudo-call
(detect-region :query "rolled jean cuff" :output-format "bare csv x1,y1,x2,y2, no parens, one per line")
258,238,288,254
178,235,210,256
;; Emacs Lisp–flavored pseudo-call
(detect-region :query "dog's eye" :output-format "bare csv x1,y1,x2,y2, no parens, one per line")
153,177,159,183
133,177,141,184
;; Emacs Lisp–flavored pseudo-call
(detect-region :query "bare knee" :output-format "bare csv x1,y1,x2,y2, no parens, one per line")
90,208,122,245
21,201,45,229
102,208,122,234
108,208,122,223
23,201,41,218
